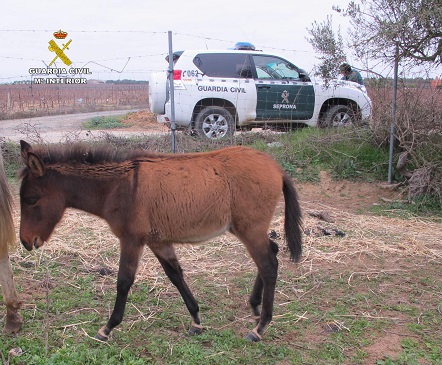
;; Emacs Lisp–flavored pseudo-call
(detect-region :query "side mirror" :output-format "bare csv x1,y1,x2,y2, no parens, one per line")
299,69,311,82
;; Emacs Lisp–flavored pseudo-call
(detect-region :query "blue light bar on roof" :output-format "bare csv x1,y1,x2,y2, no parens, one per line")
233,42,256,50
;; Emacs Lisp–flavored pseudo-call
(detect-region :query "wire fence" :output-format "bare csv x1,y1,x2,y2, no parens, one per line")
0,29,316,83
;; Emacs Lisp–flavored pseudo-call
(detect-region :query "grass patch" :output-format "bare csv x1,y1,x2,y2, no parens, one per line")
369,195,442,220
250,127,390,183
1,141,21,178
82,115,128,130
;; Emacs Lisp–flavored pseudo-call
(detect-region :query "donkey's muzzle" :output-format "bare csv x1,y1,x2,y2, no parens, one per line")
20,239,34,251
20,236,43,251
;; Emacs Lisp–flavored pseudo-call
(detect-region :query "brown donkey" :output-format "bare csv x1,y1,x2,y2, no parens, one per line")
18,140,302,342
0,151,22,334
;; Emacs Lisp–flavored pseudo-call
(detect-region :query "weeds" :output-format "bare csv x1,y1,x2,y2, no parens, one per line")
369,81,442,207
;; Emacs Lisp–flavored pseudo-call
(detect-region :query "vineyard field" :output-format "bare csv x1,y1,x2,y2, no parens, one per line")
0,83,149,119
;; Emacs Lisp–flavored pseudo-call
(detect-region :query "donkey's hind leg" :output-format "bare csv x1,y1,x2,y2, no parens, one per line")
248,239,279,325
150,244,202,335
240,234,279,342
249,274,263,321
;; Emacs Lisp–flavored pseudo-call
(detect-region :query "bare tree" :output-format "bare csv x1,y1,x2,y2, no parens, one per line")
307,0,442,77
306,16,347,80
334,0,442,68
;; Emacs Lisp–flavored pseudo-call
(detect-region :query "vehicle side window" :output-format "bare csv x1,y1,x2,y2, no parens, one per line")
252,55,300,80
193,53,252,78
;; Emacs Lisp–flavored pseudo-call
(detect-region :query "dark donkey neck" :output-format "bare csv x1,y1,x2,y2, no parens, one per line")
53,162,133,217
31,144,164,218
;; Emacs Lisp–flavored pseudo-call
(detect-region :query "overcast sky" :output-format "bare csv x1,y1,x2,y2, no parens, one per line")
0,0,357,82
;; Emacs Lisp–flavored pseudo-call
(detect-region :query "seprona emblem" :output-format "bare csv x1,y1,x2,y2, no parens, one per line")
281,90,290,103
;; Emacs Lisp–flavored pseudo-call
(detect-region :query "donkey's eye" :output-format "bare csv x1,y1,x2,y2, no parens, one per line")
24,197,39,205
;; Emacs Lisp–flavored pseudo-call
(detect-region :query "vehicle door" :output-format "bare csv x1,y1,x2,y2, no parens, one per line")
251,54,315,121
190,52,256,115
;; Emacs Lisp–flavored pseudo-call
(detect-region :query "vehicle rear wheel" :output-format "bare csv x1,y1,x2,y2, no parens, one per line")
194,106,235,140
320,105,356,127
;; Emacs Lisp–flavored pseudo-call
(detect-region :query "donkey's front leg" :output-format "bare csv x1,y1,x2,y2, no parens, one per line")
0,253,22,334
95,241,144,341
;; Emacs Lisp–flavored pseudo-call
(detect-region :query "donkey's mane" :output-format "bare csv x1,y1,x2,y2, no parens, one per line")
18,143,172,179
31,143,166,165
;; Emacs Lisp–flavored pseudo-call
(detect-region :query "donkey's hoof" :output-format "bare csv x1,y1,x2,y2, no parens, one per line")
95,327,109,342
94,332,109,342
188,325,203,336
4,312,23,334
4,319,23,335
245,331,261,342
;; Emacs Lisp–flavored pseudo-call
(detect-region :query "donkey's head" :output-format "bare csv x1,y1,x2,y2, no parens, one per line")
19,141,66,251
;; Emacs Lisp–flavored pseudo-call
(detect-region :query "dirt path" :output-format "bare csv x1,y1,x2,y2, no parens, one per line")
0,109,148,142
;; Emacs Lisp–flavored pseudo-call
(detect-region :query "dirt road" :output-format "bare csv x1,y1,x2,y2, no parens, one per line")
0,109,146,143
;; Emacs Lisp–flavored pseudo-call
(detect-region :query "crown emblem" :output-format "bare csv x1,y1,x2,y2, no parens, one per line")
53,29,68,39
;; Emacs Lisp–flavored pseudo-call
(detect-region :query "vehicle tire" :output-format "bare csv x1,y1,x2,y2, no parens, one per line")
320,105,356,128
194,106,235,140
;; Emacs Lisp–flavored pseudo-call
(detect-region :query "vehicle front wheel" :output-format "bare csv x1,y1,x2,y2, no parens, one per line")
320,105,356,127
194,106,235,140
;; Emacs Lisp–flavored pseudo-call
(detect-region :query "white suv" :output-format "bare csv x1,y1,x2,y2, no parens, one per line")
149,48,372,140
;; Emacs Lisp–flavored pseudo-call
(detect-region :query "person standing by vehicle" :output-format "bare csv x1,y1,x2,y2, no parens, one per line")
339,63,364,85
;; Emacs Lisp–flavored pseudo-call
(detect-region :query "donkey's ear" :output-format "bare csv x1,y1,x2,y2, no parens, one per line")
20,140,33,161
27,153,45,177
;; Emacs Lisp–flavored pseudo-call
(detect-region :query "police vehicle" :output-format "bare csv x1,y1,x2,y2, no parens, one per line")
149,43,372,140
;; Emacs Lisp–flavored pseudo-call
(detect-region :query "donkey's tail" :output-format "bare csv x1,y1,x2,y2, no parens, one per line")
282,173,302,262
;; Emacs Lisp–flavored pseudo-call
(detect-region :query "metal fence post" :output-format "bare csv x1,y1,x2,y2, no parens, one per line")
167,31,177,153
388,43,399,183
